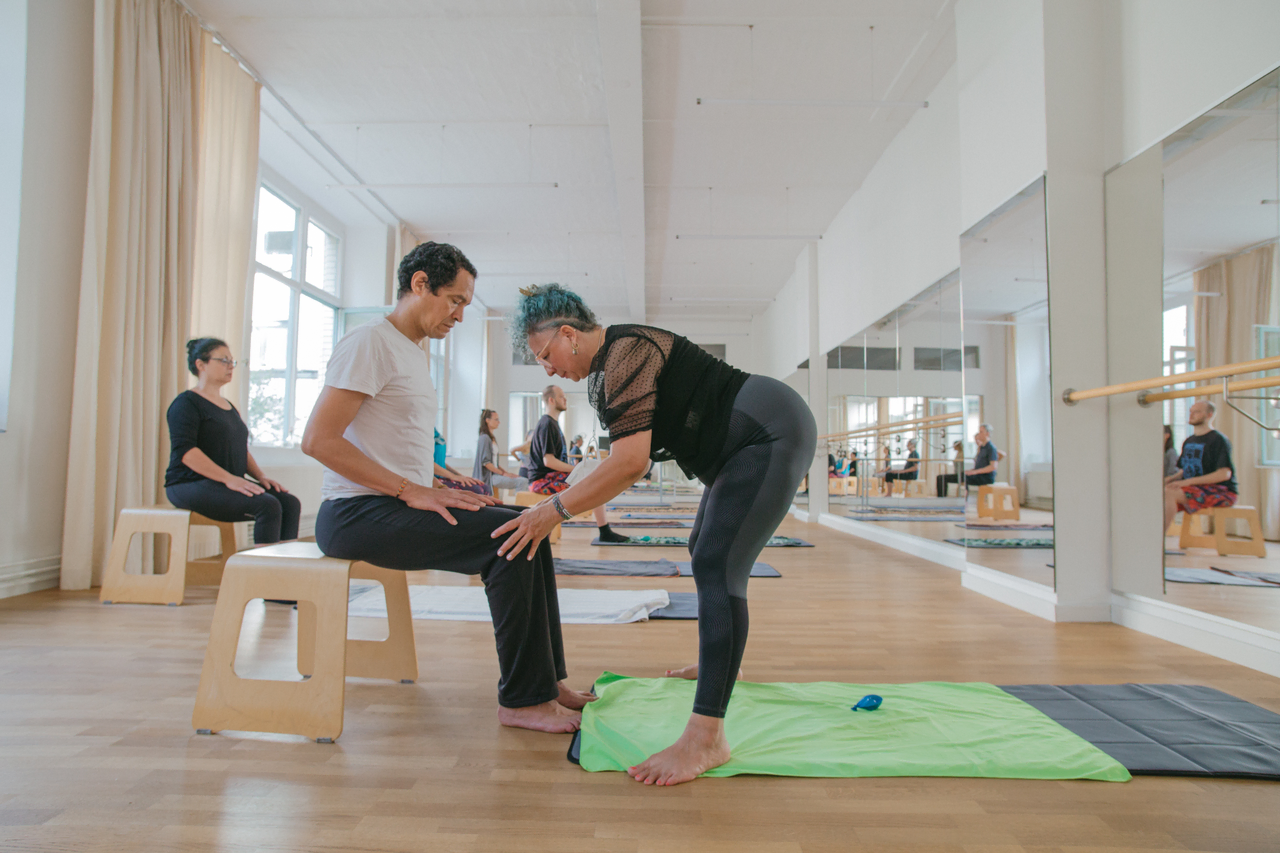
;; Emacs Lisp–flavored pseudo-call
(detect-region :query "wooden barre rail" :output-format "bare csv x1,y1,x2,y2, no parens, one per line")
824,417,964,444
818,411,963,441
1141,374,1280,404
1063,356,1280,404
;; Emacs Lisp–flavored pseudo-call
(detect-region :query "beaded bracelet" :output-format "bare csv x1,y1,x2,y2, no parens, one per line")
395,477,410,499
550,493,573,520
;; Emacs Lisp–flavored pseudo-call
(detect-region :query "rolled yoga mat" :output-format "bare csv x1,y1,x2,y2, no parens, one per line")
592,535,812,548
569,674,1129,782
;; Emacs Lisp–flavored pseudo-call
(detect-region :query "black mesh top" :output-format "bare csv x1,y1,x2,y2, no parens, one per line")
588,325,749,480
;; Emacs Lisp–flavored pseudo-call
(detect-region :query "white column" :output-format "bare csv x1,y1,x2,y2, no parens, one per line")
805,241,829,518
1043,0,1112,620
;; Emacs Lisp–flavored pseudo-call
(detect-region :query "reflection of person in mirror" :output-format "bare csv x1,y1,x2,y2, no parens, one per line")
935,440,966,497
1163,400,1237,533
882,439,921,488
1163,425,1180,477
961,424,999,495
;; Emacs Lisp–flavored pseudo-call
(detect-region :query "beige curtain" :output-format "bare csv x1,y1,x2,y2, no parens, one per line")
1194,242,1278,540
190,31,260,411
1002,318,1022,494
61,0,202,589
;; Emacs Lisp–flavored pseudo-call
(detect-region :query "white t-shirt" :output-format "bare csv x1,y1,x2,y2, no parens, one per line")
320,319,437,501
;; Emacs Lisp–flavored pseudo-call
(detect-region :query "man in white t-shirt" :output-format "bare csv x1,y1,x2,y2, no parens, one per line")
302,241,595,734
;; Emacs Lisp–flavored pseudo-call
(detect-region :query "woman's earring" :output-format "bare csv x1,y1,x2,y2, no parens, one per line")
572,344,579,355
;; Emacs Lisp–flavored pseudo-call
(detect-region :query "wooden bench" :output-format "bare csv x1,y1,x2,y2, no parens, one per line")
1178,505,1266,557
191,542,418,743
977,483,1020,521
100,505,239,606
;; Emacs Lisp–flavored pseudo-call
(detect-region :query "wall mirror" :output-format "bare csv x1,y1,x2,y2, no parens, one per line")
825,271,968,548
957,177,1055,588
1147,69,1279,631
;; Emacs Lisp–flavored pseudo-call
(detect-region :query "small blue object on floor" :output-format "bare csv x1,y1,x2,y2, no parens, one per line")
852,694,883,711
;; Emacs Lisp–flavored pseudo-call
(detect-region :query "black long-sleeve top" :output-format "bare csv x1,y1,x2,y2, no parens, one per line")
164,390,250,487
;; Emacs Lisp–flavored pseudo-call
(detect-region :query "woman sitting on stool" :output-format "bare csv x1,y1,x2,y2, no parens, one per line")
164,337,301,544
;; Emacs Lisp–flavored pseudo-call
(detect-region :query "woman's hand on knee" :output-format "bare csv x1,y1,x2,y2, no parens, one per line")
224,475,265,497
258,477,288,493
402,482,497,524
492,503,560,561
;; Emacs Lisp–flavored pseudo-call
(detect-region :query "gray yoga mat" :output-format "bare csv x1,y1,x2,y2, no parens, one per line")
1000,684,1280,779
944,538,1054,549
564,519,694,528
552,558,781,578
1164,567,1280,587
621,512,698,519
853,515,969,523
957,523,1055,531
649,591,698,619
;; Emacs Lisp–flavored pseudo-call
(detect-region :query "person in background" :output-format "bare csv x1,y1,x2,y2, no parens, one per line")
165,338,300,544
474,409,529,494
435,427,488,494
962,424,999,494
828,450,838,477
1163,400,1237,533
936,440,966,498
883,439,920,488
568,435,585,464
1163,424,1180,478
529,385,629,543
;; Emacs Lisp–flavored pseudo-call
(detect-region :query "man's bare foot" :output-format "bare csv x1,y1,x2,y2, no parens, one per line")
627,714,730,786
557,681,597,710
663,663,743,680
497,700,581,733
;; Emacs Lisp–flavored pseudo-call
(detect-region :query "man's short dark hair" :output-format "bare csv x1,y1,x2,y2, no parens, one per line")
397,241,477,298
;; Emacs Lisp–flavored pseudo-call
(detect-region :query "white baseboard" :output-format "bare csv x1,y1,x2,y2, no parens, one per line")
1112,591,1280,679
961,563,1058,621
789,505,811,523
818,512,968,571
0,555,60,599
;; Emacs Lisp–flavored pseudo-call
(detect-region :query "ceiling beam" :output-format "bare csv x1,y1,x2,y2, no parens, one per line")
596,0,646,322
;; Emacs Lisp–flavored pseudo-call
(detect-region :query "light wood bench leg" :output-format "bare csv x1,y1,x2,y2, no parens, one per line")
1214,507,1267,558
185,514,239,586
193,552,350,742
1179,511,1216,550
299,563,420,683
100,508,191,606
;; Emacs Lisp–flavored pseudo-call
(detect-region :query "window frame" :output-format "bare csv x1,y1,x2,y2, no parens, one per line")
246,174,344,448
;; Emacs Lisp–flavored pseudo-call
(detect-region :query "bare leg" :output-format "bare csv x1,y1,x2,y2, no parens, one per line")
627,713,731,786
1164,486,1182,533
497,700,582,733
593,506,608,526
663,663,742,681
557,681,597,710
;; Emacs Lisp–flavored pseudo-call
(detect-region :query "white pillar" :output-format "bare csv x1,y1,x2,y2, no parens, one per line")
805,241,829,518
1043,0,1112,620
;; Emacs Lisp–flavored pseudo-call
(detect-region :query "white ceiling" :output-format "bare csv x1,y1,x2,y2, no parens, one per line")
188,0,956,321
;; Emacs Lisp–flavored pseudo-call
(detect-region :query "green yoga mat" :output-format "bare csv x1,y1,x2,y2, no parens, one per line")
945,538,1054,549
577,673,1130,782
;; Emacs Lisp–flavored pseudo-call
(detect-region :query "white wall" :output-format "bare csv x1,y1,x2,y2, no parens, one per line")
1107,0,1280,166
0,0,93,598
0,0,27,434
814,66,963,357
751,258,808,380
955,0,1047,232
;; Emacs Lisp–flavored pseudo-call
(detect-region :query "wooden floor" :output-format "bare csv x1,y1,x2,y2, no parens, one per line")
1164,535,1280,633
2,515,1280,852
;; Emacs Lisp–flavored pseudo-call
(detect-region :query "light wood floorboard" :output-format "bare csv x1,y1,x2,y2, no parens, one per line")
1,516,1278,852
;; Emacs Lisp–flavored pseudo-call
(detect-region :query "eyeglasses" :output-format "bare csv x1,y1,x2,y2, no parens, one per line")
532,333,557,367
210,357,238,367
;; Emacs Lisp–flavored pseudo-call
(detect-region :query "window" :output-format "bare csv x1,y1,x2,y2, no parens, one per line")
823,346,900,370
248,184,341,446
913,346,980,371
1163,304,1194,451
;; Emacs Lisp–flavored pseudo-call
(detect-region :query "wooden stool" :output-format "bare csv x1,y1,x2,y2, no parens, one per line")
100,506,239,606
827,477,846,496
844,477,859,497
1180,506,1266,557
905,480,929,498
192,542,418,743
977,484,1020,520
514,491,561,543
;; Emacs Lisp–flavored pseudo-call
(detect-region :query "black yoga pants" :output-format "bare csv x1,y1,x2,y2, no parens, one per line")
935,473,993,497
884,471,917,483
687,375,817,718
166,480,301,544
315,497,566,709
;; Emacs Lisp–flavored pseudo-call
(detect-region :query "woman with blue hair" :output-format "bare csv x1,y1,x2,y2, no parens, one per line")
494,284,816,785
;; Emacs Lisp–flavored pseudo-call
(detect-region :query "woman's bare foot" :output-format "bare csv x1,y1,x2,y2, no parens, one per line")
663,663,743,681
627,714,730,786
497,700,581,733
557,681,597,710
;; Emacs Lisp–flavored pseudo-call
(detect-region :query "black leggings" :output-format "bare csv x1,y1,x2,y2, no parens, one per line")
935,473,994,497
687,375,817,718
315,498,566,709
166,480,301,544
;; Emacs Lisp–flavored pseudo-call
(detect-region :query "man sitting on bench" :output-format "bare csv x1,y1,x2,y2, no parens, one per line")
1163,400,1237,534
883,439,920,489
302,241,595,734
